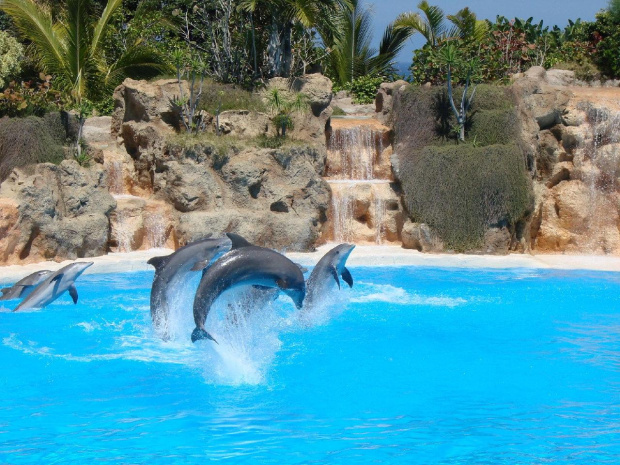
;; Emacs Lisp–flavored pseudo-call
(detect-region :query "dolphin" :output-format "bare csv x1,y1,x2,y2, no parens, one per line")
14,262,93,311
147,236,231,336
191,233,306,343
0,270,53,301
303,243,355,310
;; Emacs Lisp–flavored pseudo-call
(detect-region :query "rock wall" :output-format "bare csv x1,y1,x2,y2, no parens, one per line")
0,161,115,264
516,67,620,253
0,75,334,263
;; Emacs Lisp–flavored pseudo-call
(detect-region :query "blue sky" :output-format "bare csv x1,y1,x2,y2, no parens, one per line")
368,0,610,65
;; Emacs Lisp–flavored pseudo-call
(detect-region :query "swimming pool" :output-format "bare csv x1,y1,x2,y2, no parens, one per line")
1,265,619,463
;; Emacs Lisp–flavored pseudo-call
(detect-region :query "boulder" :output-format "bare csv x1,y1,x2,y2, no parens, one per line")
268,74,333,142
375,80,409,127
546,69,576,87
216,110,270,138
112,78,189,134
401,220,444,252
0,161,115,264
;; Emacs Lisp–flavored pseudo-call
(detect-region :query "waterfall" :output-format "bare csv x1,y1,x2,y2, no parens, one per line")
145,212,166,249
325,118,400,245
113,210,133,253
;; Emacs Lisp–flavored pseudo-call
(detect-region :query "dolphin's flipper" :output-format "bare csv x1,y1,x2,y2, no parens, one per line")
330,266,341,289
147,255,170,271
226,233,253,249
191,327,218,344
68,285,78,304
191,260,209,272
16,285,32,298
342,267,353,288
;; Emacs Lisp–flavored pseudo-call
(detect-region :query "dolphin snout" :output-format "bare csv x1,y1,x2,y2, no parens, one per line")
285,289,306,309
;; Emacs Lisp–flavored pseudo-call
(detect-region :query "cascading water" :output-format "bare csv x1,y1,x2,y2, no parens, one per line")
573,103,620,253
145,212,166,249
325,118,401,244
106,161,125,195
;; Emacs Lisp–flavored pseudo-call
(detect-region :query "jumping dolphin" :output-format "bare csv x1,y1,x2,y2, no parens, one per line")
147,236,231,336
14,262,93,311
304,244,355,310
0,270,53,301
191,233,306,343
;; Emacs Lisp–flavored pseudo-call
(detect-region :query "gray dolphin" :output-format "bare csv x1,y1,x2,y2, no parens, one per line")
191,233,306,343
0,270,53,301
14,262,93,311
147,236,231,336
304,244,355,309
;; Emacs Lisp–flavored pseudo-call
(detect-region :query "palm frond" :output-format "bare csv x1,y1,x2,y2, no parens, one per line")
91,0,122,55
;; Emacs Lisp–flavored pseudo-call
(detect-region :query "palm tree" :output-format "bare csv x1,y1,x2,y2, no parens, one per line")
0,0,169,104
394,0,446,48
394,1,486,48
239,0,353,77
325,0,413,86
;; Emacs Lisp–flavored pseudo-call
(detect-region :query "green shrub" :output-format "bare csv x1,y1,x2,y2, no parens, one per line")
0,114,68,181
198,81,266,115
257,135,284,149
468,109,519,146
399,144,533,251
0,30,23,89
394,84,515,147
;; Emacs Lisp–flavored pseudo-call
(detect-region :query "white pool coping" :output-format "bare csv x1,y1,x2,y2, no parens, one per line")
1,244,620,283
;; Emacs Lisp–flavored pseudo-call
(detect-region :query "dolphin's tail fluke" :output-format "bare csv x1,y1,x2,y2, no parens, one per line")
191,327,218,344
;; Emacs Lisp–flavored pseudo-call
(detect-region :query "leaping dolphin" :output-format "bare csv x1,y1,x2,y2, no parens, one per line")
0,270,53,301
14,262,93,311
191,233,306,343
147,236,231,337
304,244,355,310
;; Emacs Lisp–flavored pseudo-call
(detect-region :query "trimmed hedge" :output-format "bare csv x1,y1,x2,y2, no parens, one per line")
0,112,71,182
400,144,532,251
393,83,533,251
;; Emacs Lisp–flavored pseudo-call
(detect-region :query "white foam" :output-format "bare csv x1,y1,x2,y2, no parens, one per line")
352,282,466,308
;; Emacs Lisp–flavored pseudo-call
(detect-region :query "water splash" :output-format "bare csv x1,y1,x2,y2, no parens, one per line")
145,212,166,248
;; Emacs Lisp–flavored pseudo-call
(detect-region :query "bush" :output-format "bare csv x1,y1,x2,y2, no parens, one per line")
400,144,533,251
198,81,266,115
0,30,23,89
334,75,384,104
394,84,515,148
0,113,70,181
468,109,519,146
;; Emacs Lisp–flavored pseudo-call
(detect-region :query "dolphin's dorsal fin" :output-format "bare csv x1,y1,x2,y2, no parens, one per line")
226,233,252,249
330,266,340,289
68,285,78,304
191,260,209,272
295,263,308,274
147,255,170,271
342,267,353,288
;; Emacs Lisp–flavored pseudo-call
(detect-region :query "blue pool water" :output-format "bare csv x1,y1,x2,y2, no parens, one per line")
1,265,620,463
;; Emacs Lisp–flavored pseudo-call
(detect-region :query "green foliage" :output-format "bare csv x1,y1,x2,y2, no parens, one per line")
335,75,384,104
256,134,285,149
394,83,532,250
468,109,519,146
198,81,266,114
400,144,532,251
0,29,22,88
588,10,620,78
323,0,412,87
0,75,64,117
265,88,308,137
93,96,115,116
332,105,346,116
0,113,69,181
74,139,92,167
0,0,169,103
